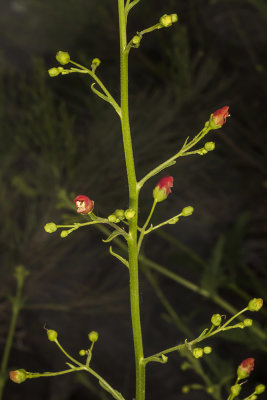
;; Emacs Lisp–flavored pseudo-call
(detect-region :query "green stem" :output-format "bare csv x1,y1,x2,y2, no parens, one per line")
118,1,145,400
70,61,121,117
137,200,157,253
0,280,24,400
145,307,249,363
137,127,210,190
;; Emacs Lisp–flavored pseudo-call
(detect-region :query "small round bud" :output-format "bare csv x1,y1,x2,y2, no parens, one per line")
169,217,179,224
204,142,215,152
79,349,86,356
193,348,203,359
171,14,178,23
48,67,60,77
160,14,173,28
204,346,212,354
56,51,70,65
108,214,117,223
44,222,57,233
251,396,258,400
211,313,222,326
255,384,265,394
114,209,125,220
243,318,253,327
230,384,241,397
182,386,190,393
9,369,28,384
181,206,194,217
47,329,58,342
248,298,263,312
132,35,141,46
124,209,135,220
91,58,101,68
60,230,69,238
88,331,99,343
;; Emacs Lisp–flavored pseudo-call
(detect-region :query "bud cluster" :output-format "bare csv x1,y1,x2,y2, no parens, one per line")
192,346,212,359
159,14,178,28
108,208,135,223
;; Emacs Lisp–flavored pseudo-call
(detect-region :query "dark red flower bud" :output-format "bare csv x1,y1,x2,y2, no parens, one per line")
74,195,94,214
209,106,230,129
237,358,255,379
153,176,174,202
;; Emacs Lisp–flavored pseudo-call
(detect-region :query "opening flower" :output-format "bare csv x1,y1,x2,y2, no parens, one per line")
74,195,94,214
209,106,230,129
153,176,174,202
237,358,255,379
9,369,28,384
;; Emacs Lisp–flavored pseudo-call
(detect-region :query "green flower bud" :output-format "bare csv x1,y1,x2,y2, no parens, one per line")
132,35,141,46
56,51,70,65
9,369,28,384
108,214,117,223
88,331,99,343
243,318,253,327
182,386,190,393
204,142,215,152
181,206,194,217
44,222,57,233
193,348,203,359
248,298,263,312
255,384,265,394
124,209,135,220
48,67,60,77
60,230,69,238
79,349,86,356
160,14,173,28
171,14,178,23
91,58,101,68
211,313,222,326
251,396,258,400
204,346,212,354
114,209,125,220
47,329,58,342
230,384,241,397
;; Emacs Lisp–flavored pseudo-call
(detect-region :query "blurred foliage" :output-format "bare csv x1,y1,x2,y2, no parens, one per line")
0,0,267,399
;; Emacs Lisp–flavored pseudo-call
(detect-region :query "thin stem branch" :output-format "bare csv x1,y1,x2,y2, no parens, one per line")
137,200,157,253
137,127,211,190
69,61,121,117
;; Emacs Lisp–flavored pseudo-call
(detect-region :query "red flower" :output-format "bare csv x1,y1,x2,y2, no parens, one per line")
153,176,174,202
237,358,255,379
74,195,94,214
212,106,230,127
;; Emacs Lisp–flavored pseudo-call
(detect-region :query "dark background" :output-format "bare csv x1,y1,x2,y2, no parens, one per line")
0,0,267,399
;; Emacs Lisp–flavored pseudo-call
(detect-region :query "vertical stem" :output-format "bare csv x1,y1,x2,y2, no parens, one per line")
0,286,22,400
117,1,145,400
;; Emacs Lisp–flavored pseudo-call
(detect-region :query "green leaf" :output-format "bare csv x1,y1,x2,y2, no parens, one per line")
102,230,123,243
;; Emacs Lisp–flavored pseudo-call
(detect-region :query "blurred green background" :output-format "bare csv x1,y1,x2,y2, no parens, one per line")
0,0,267,399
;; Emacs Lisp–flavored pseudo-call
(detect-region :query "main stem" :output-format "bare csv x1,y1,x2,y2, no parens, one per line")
118,1,145,400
